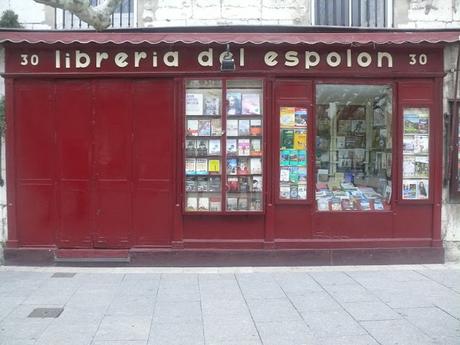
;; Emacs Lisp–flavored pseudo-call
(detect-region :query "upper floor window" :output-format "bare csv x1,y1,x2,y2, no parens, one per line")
314,0,391,28
55,0,135,30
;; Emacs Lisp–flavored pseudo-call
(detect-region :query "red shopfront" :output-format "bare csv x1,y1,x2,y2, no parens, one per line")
1,30,457,265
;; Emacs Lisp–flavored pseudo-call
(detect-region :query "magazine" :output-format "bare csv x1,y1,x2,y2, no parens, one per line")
242,93,261,115
186,93,203,115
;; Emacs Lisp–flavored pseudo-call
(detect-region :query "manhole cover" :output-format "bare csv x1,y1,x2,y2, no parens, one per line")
28,308,64,318
51,272,76,278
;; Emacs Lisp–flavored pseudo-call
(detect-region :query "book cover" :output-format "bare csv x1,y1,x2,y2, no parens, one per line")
414,135,429,154
196,177,208,192
402,180,417,199
227,158,238,175
198,120,211,136
186,93,203,115
208,176,221,192
403,113,419,134
242,93,261,115
251,176,262,192
198,197,210,211
187,120,199,136
226,139,238,155
298,167,307,182
208,159,220,173
295,108,307,127
418,118,429,134
250,196,262,211
294,130,307,150
196,140,208,156
239,177,250,192
227,92,242,115
373,199,385,210
185,158,196,175
211,119,222,136
250,139,262,156
297,150,307,167
280,107,295,127
185,177,197,192
208,139,221,155
331,198,342,211
250,158,262,174
209,197,221,212
298,183,307,199
281,129,294,149
280,167,290,182
414,156,429,177
226,197,238,211
203,94,220,115
317,169,329,183
288,150,298,166
290,185,299,199
238,120,250,136
280,184,290,199
185,140,196,157
250,119,262,136
186,197,198,211
289,167,299,183
237,158,250,175
238,197,249,210
417,179,429,198
317,198,329,211
403,156,416,177
195,158,208,175
280,149,290,166
227,119,239,136
238,139,250,156
227,177,239,192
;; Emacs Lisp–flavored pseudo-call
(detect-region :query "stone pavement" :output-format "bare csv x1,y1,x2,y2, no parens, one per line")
0,264,459,345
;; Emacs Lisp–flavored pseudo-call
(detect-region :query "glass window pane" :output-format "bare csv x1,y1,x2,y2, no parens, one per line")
315,84,392,211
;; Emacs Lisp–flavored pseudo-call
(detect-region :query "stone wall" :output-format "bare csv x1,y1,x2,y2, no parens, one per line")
395,0,460,28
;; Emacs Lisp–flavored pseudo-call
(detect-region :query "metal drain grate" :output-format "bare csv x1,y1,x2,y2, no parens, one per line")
51,272,76,278
28,308,64,318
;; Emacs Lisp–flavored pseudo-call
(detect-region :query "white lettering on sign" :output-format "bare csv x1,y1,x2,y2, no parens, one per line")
285,51,299,67
239,48,245,67
264,51,278,66
326,52,341,67
305,51,320,69
134,51,147,67
164,51,179,67
115,52,128,68
198,48,213,67
76,50,90,68
96,52,109,68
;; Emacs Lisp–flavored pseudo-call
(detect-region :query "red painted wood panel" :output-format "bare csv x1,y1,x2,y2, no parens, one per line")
132,80,173,245
94,80,132,248
55,81,92,247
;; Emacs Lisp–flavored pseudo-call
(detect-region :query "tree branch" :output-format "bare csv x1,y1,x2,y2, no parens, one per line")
34,0,123,30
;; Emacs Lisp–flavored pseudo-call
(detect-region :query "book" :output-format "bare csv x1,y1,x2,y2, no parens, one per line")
280,167,290,182
237,158,250,175
208,159,220,173
294,130,307,150
250,196,262,211
242,93,261,115
186,197,198,211
250,158,262,174
198,197,210,211
280,184,290,199
185,158,196,175
414,156,429,177
288,150,298,166
226,139,238,155
281,129,294,149
239,177,250,192
251,176,262,192
186,93,203,115
336,136,345,149
195,158,208,175
198,120,211,136
197,177,208,192
402,180,417,199
298,183,307,199
185,177,197,192
290,185,299,199
208,139,221,155
280,107,295,127
227,92,242,115
196,140,208,156
280,149,290,166
238,139,250,156
203,94,220,115
250,119,262,136
238,120,250,136
185,140,196,157
317,198,329,211
211,119,222,136
403,156,416,177
297,150,307,167
186,120,199,136
414,135,429,154
238,197,249,210
209,197,221,211
227,119,239,136
226,197,238,211
289,167,299,183
227,158,238,175
317,169,329,183
298,167,307,182
417,179,429,198
208,176,221,192
227,177,239,192
295,108,307,127
250,139,262,156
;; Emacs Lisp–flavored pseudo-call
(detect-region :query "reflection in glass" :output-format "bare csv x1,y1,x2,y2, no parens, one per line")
315,84,392,211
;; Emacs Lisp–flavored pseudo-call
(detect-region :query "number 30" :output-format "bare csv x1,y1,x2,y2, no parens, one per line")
20,54,39,66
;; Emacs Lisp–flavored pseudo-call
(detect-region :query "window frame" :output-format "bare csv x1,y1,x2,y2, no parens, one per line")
449,100,460,202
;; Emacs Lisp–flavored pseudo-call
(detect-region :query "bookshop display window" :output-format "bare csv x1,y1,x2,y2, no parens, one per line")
185,79,264,213
402,107,430,200
315,84,393,211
